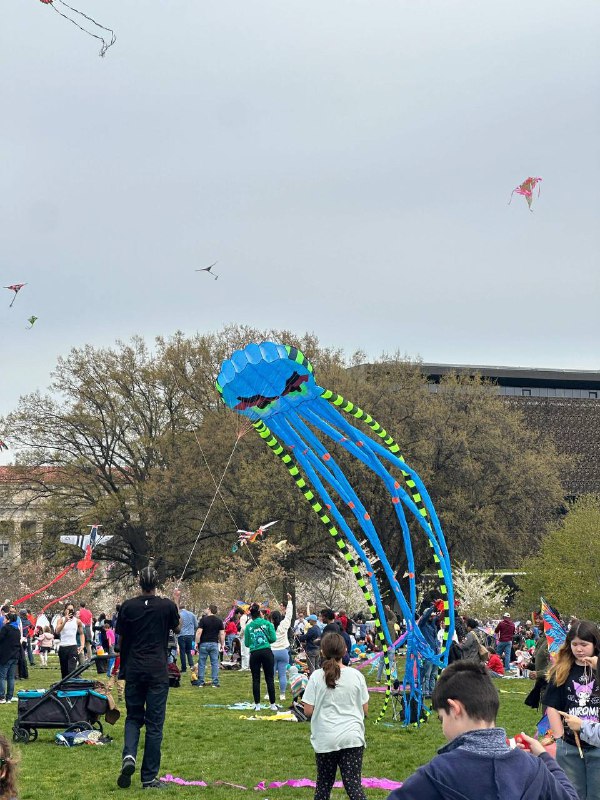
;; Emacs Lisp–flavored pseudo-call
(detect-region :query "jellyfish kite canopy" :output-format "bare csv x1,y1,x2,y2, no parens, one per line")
217,342,455,722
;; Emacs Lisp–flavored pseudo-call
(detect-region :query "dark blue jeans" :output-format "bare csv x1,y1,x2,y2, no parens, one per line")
178,635,194,672
496,641,512,672
123,674,169,785
0,659,18,700
198,642,220,686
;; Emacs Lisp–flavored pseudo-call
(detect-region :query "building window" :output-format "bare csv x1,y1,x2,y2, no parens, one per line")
521,389,531,397
589,391,598,399
0,543,9,558
21,522,39,560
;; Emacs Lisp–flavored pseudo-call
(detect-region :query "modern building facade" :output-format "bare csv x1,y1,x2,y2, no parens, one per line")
423,364,600,496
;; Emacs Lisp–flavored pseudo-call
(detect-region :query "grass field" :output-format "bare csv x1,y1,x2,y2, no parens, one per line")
2,658,541,799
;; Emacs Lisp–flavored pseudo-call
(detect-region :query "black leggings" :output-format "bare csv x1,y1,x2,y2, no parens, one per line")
58,645,78,678
250,648,275,704
315,747,366,800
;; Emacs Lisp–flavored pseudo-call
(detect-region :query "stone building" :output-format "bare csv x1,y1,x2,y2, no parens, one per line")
0,467,50,571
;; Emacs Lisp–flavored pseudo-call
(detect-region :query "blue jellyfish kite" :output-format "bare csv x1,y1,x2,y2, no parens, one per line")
216,342,454,723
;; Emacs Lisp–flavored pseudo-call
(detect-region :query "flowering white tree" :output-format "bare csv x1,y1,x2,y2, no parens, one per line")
296,556,369,614
453,564,510,622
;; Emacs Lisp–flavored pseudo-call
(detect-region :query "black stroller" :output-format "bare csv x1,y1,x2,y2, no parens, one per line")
12,656,110,744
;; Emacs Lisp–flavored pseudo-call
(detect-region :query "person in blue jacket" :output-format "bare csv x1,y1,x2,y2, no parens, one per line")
386,661,578,800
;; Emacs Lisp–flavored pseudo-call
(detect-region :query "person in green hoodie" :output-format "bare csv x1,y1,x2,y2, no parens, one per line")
244,603,278,711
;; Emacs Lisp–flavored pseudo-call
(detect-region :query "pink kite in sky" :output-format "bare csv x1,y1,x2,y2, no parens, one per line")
5,284,26,308
509,177,542,211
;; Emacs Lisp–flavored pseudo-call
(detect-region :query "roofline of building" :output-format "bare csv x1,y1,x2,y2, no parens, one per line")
359,361,600,390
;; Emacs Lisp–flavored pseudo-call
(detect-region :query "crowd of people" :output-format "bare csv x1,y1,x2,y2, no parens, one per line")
0,586,598,799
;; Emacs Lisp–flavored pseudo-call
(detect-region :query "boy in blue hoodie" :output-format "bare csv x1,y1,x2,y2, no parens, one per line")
387,661,578,800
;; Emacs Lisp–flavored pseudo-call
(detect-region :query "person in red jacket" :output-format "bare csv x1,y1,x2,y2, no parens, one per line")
486,648,505,678
495,613,515,673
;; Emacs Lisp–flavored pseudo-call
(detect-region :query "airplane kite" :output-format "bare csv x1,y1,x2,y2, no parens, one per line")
26,316,38,329
13,524,113,612
60,523,113,571
195,261,219,280
509,177,542,211
231,520,279,553
5,284,26,308
38,0,116,57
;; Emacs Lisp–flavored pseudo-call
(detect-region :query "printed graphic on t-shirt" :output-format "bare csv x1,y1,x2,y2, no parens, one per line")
566,675,599,723
251,625,269,648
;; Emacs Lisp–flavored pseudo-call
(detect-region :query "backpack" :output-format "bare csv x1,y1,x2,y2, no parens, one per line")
167,661,181,688
290,700,309,722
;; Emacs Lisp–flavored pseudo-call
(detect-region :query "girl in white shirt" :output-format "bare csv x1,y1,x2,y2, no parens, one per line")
270,594,293,701
303,632,369,800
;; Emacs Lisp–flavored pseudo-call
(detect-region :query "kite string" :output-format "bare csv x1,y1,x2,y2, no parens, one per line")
193,431,238,529
50,0,116,56
178,437,240,585
192,431,280,602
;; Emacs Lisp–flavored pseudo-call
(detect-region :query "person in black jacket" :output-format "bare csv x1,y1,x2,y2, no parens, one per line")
0,614,23,703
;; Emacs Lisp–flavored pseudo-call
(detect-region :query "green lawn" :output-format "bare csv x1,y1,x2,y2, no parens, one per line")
2,659,541,799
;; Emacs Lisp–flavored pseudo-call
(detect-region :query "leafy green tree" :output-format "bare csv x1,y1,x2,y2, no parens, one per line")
516,495,600,620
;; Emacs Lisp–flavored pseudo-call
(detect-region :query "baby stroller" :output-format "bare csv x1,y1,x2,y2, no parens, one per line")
12,656,110,744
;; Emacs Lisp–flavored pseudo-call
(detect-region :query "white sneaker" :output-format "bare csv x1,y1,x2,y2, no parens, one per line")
254,703,261,712
270,703,281,711
9,697,18,703
0,699,6,704
279,693,286,701
264,693,269,700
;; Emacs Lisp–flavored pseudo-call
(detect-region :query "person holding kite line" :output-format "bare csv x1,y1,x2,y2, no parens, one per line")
270,593,293,701
244,602,278,711
543,621,600,800
303,632,369,800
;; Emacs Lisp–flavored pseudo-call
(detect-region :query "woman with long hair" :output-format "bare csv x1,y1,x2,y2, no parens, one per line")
270,593,293,701
244,603,278,712
54,602,84,678
544,620,600,799
0,734,18,800
303,633,369,800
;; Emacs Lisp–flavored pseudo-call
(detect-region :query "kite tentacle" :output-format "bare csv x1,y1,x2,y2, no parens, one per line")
320,389,455,661
13,563,76,606
40,562,98,613
273,412,420,647
253,419,394,723
314,399,453,630
266,416,395,640
298,405,419,618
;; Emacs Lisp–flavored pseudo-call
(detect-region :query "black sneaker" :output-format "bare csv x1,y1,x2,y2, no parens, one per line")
117,755,136,788
142,779,168,790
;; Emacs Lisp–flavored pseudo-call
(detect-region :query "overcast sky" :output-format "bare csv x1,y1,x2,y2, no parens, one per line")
1,0,599,449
